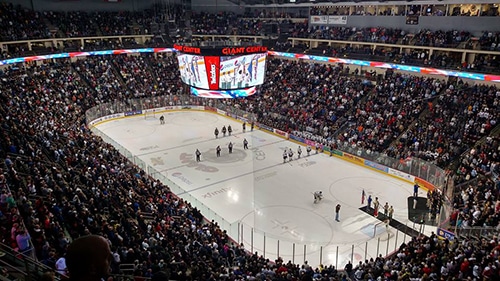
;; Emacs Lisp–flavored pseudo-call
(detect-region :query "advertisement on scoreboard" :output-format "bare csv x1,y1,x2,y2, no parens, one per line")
190,86,257,99
177,54,210,89
219,53,267,90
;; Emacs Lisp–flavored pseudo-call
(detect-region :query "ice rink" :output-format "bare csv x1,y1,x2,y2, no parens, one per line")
93,110,434,268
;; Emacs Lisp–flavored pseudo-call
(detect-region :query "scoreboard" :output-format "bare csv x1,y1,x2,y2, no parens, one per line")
174,44,267,97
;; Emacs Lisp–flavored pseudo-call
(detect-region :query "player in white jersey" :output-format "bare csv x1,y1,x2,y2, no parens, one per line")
314,191,323,204
220,72,227,89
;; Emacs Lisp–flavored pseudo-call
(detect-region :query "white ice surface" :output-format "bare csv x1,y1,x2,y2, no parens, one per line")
94,110,436,268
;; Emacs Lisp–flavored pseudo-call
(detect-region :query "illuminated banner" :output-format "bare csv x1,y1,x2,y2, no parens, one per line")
190,87,257,99
173,44,201,55
204,56,221,90
174,44,267,56
0,48,498,84
267,51,500,83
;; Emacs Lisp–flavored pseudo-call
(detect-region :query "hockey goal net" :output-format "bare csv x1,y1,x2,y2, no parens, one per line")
144,109,155,119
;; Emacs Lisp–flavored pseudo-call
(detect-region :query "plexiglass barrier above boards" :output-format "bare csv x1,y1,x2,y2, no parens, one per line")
86,95,451,268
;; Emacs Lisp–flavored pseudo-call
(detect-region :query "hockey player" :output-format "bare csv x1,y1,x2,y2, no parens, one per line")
314,191,323,204
251,121,254,131
242,122,246,132
315,144,320,154
243,138,248,150
222,126,227,137
283,149,288,163
228,125,232,136
297,146,302,159
159,115,165,125
216,145,221,157
195,149,201,162
214,128,219,139
288,148,294,161
228,142,233,154
306,145,312,156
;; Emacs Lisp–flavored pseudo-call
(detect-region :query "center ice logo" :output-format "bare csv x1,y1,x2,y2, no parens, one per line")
202,147,248,163
179,146,266,174
179,153,219,173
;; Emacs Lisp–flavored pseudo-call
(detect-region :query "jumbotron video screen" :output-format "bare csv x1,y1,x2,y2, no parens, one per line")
175,44,267,98
219,53,266,90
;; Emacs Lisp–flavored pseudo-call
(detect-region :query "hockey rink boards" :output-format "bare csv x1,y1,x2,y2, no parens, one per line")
93,110,434,267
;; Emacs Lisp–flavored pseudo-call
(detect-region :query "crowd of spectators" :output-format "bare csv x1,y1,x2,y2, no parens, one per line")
226,59,368,139
0,3,499,281
478,31,500,51
335,74,443,159
0,3,50,41
0,3,180,41
44,11,100,38
413,30,471,48
0,3,500,73
0,3,493,51
110,54,182,97
0,53,498,281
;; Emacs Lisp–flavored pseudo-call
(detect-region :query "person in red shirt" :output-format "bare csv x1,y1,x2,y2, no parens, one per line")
422,263,432,275
460,258,470,276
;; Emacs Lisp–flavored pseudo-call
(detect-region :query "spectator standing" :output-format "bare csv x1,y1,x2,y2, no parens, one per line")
344,261,353,278
55,253,67,276
16,228,31,257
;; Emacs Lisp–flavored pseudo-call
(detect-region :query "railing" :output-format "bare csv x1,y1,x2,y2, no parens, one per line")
86,94,448,267
0,242,64,281
455,226,499,241
234,218,424,268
